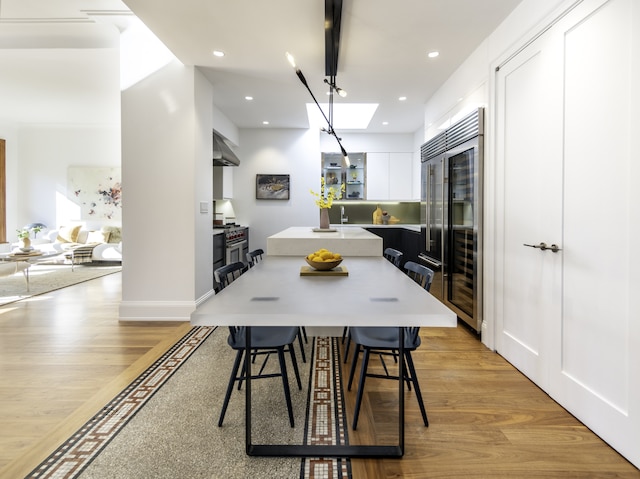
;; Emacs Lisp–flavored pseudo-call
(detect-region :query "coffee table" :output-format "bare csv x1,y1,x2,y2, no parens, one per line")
0,250,64,291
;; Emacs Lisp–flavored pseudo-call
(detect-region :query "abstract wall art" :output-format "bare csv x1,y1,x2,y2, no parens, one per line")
256,174,290,200
68,167,122,221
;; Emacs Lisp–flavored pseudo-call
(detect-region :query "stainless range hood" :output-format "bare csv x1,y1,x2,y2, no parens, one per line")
213,131,240,166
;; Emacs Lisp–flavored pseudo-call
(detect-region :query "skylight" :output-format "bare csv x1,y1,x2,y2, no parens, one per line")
306,103,378,130
120,17,178,91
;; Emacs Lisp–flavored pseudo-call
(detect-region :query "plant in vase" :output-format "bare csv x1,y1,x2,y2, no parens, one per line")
16,225,42,251
310,178,345,229
16,228,32,250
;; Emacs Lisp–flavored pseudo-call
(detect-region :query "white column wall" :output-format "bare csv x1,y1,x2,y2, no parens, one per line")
119,61,199,320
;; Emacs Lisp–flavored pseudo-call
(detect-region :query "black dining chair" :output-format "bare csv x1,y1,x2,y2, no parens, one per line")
246,249,308,362
345,263,434,430
342,248,406,364
246,248,264,268
383,247,403,268
218,258,307,364
342,248,403,360
214,261,246,291
218,325,302,427
403,261,435,291
347,327,428,430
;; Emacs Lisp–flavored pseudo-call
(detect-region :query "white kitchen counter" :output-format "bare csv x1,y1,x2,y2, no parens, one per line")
336,223,421,232
266,226,383,257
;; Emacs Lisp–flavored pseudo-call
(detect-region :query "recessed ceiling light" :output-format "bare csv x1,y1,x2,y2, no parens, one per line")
399,96,407,101
262,121,269,125
245,96,253,101
382,121,389,126
213,50,225,57
428,51,439,58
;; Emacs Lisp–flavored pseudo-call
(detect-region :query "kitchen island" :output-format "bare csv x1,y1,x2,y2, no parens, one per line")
266,226,383,257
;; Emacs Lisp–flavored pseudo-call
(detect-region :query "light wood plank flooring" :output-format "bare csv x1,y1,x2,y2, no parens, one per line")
0,271,188,478
341,327,640,478
0,271,638,478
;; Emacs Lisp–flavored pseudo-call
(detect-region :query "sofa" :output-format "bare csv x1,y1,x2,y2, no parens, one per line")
24,225,122,264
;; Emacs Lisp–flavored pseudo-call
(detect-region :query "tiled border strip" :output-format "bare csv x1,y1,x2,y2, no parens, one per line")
26,326,215,479
301,337,351,479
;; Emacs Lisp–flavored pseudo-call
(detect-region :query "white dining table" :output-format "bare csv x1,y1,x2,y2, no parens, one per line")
191,255,457,458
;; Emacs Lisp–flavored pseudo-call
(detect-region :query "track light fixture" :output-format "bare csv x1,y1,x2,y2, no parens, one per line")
324,78,347,98
286,52,350,166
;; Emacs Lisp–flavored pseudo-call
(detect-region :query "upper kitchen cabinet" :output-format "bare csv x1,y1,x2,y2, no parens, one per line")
213,165,233,199
321,152,366,200
367,152,415,201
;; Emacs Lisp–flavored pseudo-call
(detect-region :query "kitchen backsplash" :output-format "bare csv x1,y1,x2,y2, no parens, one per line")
327,201,421,225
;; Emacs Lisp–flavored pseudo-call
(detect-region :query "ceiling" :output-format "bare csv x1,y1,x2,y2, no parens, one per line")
1,0,523,134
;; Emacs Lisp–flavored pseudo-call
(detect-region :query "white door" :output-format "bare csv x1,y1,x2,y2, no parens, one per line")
495,24,563,388
494,0,640,467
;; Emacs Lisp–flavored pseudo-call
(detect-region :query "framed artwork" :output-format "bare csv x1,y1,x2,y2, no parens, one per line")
68,167,122,221
256,174,290,200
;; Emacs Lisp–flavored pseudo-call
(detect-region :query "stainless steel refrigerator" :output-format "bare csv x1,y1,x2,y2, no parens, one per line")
419,108,483,332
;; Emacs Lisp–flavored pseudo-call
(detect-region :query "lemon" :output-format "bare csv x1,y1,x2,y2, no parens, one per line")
307,249,341,262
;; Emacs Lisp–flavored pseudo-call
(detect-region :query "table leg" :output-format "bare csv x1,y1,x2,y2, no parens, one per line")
25,270,30,291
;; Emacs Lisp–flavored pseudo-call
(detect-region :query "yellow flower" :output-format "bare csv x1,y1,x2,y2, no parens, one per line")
310,177,345,209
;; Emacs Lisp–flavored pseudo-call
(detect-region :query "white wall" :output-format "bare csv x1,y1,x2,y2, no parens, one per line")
233,128,321,254
194,68,216,301
422,0,568,142
120,61,199,320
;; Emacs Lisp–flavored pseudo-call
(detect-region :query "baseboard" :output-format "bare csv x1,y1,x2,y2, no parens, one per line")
118,300,196,321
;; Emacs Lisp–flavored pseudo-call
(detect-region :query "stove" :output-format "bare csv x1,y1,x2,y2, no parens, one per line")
213,224,247,245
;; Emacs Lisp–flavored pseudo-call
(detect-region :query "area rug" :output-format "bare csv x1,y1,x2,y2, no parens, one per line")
0,263,121,306
26,328,351,479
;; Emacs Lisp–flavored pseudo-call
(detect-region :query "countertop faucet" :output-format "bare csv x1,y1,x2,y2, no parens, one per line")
340,206,348,224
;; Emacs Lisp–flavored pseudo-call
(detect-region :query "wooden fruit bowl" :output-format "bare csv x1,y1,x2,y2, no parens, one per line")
305,257,343,271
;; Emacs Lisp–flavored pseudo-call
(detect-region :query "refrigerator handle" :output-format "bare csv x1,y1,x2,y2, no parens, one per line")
425,164,432,253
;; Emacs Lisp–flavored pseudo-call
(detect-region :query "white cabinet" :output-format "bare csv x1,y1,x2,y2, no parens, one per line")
389,153,413,200
213,166,233,199
366,152,414,200
366,153,389,199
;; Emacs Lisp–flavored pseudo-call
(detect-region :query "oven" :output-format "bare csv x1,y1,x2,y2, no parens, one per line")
220,225,248,265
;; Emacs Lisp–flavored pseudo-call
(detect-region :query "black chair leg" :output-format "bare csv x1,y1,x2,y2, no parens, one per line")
405,351,428,427
297,328,307,363
277,348,295,427
352,348,370,430
343,335,352,363
347,343,361,390
287,343,302,390
218,349,244,427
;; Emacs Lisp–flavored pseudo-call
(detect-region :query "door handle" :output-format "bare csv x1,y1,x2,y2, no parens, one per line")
523,242,562,253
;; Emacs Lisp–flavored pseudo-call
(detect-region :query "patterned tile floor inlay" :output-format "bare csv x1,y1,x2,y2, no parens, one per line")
301,337,351,479
27,330,351,479
26,326,215,479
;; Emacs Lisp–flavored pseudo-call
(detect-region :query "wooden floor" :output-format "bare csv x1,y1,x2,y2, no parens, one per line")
0,272,638,478
0,271,189,478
